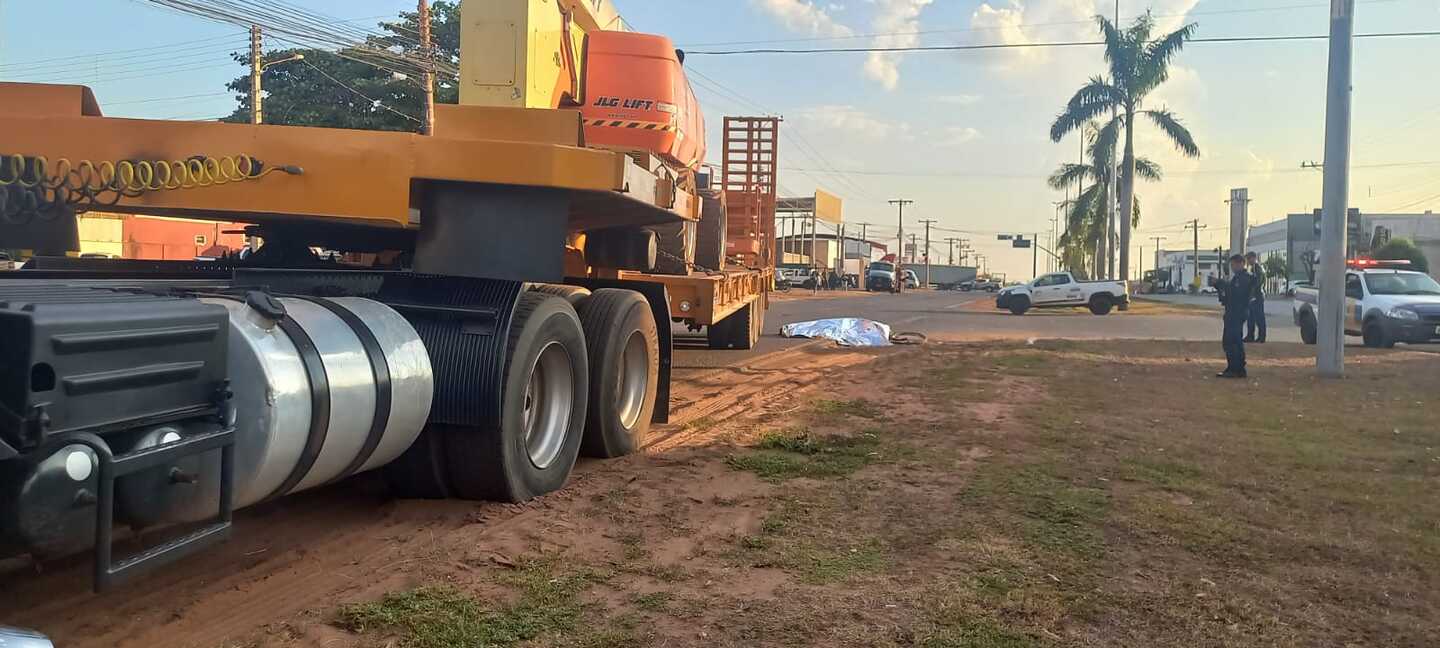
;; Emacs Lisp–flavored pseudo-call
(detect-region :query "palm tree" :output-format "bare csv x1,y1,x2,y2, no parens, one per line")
1049,12,1201,281
1049,128,1159,278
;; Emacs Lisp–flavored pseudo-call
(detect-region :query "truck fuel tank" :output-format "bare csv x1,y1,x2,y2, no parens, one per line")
116,294,434,526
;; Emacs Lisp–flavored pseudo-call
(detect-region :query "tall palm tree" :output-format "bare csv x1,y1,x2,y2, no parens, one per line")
1050,135,1159,278
1049,12,1201,281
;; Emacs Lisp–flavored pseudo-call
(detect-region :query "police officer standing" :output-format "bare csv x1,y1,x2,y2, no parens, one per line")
1217,254,1256,378
1244,251,1267,343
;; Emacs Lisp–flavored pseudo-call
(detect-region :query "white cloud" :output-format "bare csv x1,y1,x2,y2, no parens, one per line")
937,94,983,106
749,0,854,38
937,126,983,147
794,104,913,141
968,0,1093,70
862,0,935,91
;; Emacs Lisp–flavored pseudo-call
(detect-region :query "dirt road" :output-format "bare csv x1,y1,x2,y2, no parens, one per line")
1,309,890,648
10,291,1421,647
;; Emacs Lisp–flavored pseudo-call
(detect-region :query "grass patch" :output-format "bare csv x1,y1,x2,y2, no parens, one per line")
811,398,885,420
628,591,673,612
787,540,887,584
337,558,602,648
726,428,892,482
921,617,1036,648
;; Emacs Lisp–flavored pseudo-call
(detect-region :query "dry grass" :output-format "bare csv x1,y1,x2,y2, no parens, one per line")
334,340,1440,647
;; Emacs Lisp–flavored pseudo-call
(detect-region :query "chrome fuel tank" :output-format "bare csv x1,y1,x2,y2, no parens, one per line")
118,295,433,525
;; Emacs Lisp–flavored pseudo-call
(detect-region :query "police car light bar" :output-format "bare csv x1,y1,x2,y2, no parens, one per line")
1348,258,1411,268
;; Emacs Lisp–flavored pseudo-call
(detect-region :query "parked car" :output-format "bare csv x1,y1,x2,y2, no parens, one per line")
903,269,920,289
1292,259,1440,348
995,272,1130,315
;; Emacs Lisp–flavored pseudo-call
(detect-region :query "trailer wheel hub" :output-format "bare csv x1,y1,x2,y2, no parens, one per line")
524,341,575,470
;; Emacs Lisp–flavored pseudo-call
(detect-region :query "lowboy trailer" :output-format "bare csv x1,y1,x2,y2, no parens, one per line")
0,0,777,591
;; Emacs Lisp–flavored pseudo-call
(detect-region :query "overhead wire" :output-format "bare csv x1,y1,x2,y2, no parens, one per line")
688,66,878,201
677,0,1402,48
299,59,421,124
687,30,1440,56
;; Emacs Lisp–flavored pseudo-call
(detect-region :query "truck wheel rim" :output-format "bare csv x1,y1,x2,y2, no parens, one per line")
617,330,649,429
523,341,574,470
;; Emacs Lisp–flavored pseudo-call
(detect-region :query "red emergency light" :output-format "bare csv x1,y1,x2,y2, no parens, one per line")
1348,258,1411,269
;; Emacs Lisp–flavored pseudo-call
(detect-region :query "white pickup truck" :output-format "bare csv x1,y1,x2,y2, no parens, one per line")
995,272,1130,315
1292,260,1440,348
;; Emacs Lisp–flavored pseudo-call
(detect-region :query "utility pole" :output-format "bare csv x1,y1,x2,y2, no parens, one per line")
1033,233,1042,279
909,234,918,264
919,219,937,288
1150,235,1168,286
1318,0,1356,378
250,25,263,124
418,0,435,136
1185,220,1207,289
945,237,960,265
889,199,913,270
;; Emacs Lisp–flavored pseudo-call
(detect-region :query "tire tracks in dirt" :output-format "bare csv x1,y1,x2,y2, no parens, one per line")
2,334,897,648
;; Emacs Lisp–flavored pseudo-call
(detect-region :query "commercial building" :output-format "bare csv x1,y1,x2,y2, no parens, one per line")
77,213,247,260
1156,249,1227,291
1246,211,1439,284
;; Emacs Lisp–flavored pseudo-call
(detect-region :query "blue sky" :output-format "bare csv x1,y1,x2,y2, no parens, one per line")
3,0,1438,279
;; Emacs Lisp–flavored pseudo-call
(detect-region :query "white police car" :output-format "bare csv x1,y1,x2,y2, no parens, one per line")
1293,259,1440,348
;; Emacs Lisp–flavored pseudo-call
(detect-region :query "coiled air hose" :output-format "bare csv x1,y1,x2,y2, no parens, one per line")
0,153,300,225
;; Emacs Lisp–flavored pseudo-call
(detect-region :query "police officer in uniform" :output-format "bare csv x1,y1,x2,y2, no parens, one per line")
1216,254,1256,378
1244,251,1267,343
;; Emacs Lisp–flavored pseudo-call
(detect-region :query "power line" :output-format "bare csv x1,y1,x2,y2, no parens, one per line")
300,58,421,124
0,33,241,69
688,30,1440,56
779,160,1440,179
676,0,1401,48
104,91,234,106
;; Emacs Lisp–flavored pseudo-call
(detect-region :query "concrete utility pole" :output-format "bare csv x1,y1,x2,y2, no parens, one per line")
919,219,937,287
250,25,263,124
1185,220,1207,288
1032,234,1040,279
1150,235,1168,284
889,199,913,268
419,0,435,136
1318,0,1356,378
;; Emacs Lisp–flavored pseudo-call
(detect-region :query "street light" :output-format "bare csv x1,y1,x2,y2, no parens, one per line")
249,33,307,124
262,53,305,70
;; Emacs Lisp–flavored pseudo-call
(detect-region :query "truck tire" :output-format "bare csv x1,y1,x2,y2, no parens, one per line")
648,221,696,275
1300,311,1318,345
1363,321,1395,349
383,426,453,499
1089,295,1114,316
530,284,591,307
707,299,763,350
444,292,589,502
1008,297,1031,316
694,192,727,272
575,289,659,458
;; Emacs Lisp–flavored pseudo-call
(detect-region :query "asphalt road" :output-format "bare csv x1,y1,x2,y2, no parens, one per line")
673,289,1298,370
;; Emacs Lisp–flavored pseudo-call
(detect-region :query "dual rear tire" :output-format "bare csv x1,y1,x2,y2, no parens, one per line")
707,299,764,350
387,288,658,502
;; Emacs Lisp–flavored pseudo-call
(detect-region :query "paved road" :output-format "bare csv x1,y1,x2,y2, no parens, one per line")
674,289,1298,370
1141,293,1296,322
